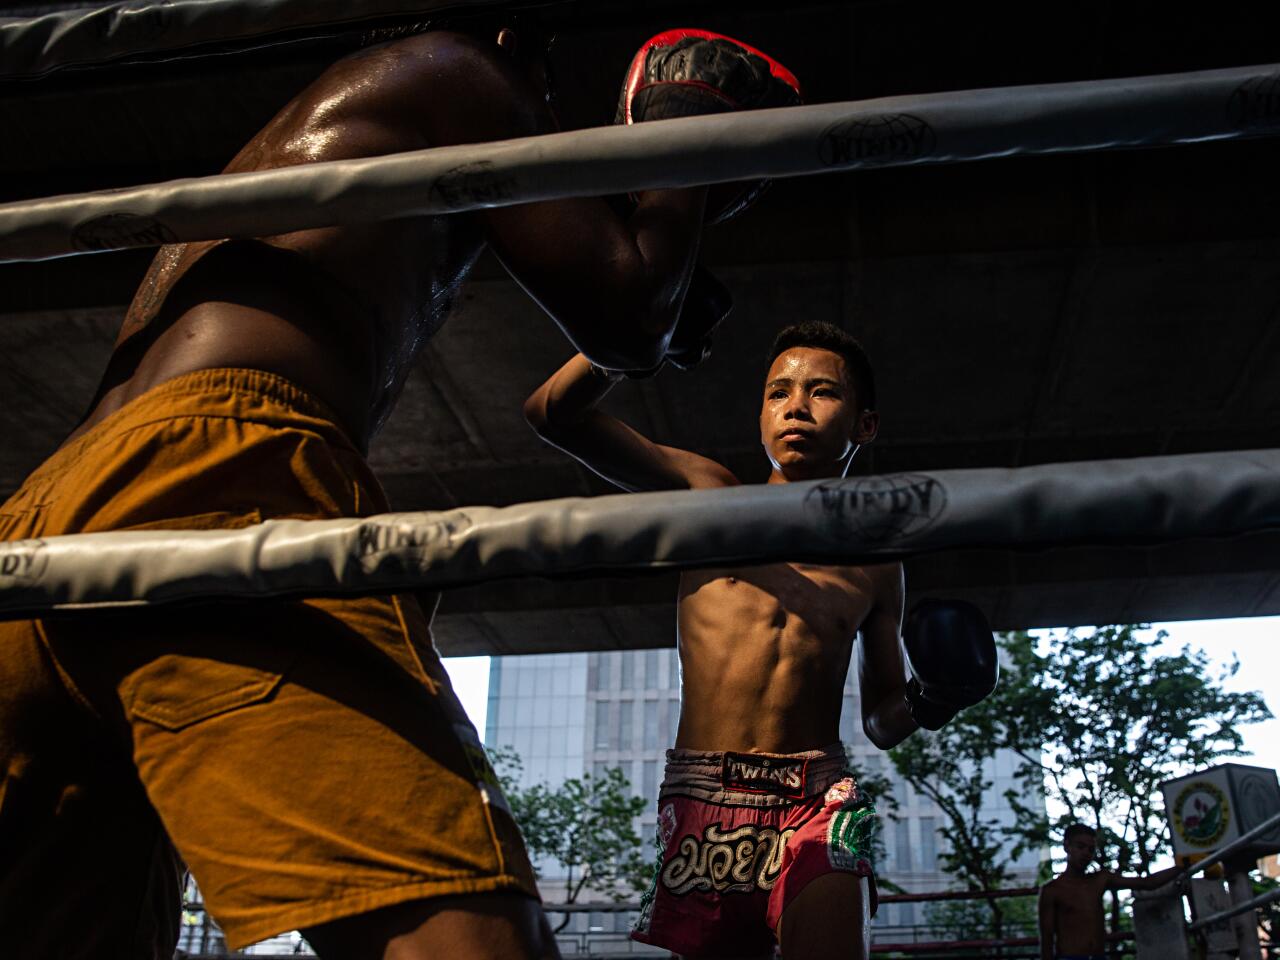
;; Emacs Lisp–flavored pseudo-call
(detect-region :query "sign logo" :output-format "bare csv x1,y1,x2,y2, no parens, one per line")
818,114,937,167
1173,780,1231,848
429,161,518,209
355,513,472,561
806,473,947,544
0,539,48,583
722,752,808,799
1227,73,1280,131
72,213,177,252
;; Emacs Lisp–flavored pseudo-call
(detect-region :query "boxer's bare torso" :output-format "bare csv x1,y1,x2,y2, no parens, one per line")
73,32,513,448
1039,872,1111,956
73,28,704,452
676,559,902,753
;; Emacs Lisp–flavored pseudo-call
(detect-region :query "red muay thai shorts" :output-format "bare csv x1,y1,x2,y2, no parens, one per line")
631,745,878,957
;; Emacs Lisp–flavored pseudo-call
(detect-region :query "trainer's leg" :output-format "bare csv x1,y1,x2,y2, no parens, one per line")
776,873,870,960
303,892,560,960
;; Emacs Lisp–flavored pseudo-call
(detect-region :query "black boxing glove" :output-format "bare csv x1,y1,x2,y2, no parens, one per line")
616,28,802,224
901,599,999,731
666,264,732,370
616,264,733,379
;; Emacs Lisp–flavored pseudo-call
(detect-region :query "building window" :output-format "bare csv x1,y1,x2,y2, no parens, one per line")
919,817,937,870
587,654,601,692
594,701,611,750
621,651,635,690
644,648,660,690
643,759,658,801
619,700,633,749
896,818,912,871
643,700,660,750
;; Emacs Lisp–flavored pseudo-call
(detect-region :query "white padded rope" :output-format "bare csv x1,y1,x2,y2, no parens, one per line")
1,63,1279,261
0,450,1277,616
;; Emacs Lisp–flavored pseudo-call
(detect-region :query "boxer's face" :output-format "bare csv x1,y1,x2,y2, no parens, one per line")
760,347,876,478
1064,833,1096,869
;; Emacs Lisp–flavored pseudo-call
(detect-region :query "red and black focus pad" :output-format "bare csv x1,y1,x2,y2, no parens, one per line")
616,28,802,124
616,29,802,224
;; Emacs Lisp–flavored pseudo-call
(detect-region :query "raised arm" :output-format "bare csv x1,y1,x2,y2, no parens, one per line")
524,352,738,492
1107,865,1181,892
411,32,700,370
417,29,799,372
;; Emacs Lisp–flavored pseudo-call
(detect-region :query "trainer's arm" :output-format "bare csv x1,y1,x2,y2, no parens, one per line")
524,353,738,492
857,564,915,750
1107,865,1181,892
423,33,705,372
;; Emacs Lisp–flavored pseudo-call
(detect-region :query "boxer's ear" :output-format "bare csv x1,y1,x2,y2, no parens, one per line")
853,410,879,445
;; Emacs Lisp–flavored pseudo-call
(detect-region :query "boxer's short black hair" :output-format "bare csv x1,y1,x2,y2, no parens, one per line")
1063,823,1097,843
767,321,876,411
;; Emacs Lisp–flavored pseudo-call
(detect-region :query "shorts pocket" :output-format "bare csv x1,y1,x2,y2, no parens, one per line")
128,656,287,731
112,507,299,731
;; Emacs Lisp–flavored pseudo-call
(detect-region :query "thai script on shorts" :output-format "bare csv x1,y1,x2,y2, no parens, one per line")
660,823,796,896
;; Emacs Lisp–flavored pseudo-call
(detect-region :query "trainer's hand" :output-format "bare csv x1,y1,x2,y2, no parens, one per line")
901,599,999,731
615,28,802,223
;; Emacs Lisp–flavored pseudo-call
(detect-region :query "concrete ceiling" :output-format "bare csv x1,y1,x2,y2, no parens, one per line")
2,1,1279,653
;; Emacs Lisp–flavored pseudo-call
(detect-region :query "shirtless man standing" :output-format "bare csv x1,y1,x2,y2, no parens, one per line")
1038,823,1180,960
0,19,799,960
524,320,1000,958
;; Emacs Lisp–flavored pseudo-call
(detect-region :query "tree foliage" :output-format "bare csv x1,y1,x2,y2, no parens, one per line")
888,672,1025,938
1001,626,1271,882
490,748,648,929
889,625,1270,937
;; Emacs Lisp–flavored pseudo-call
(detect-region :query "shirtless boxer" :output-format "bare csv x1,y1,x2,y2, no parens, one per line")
1038,823,1179,960
0,20,799,960
524,320,999,958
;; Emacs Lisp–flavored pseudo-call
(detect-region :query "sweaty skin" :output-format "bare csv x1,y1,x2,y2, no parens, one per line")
1038,832,1179,959
72,28,707,452
525,345,916,959
61,25,715,960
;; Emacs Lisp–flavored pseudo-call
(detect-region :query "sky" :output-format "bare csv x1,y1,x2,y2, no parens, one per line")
443,615,1280,771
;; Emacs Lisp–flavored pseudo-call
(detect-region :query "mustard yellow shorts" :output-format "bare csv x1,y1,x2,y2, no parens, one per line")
0,369,535,957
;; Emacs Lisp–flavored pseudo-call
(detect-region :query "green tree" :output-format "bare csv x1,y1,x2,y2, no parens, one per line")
888,676,1027,939
923,895,1038,941
490,749,648,931
999,626,1271,930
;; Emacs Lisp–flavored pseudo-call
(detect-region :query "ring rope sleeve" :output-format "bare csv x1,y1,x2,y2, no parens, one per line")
1,63,1278,261
0,449,1276,616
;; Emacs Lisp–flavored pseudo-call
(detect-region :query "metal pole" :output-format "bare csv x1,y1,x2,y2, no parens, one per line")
1189,886,1280,932
1227,871,1264,960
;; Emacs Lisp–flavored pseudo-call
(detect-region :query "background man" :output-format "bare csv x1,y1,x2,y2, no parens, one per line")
1038,822,1181,960
0,18,798,960
524,320,999,958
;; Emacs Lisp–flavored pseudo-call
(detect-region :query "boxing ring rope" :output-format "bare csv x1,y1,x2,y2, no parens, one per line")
2,62,1280,262
0,0,506,79
0,449,1277,616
